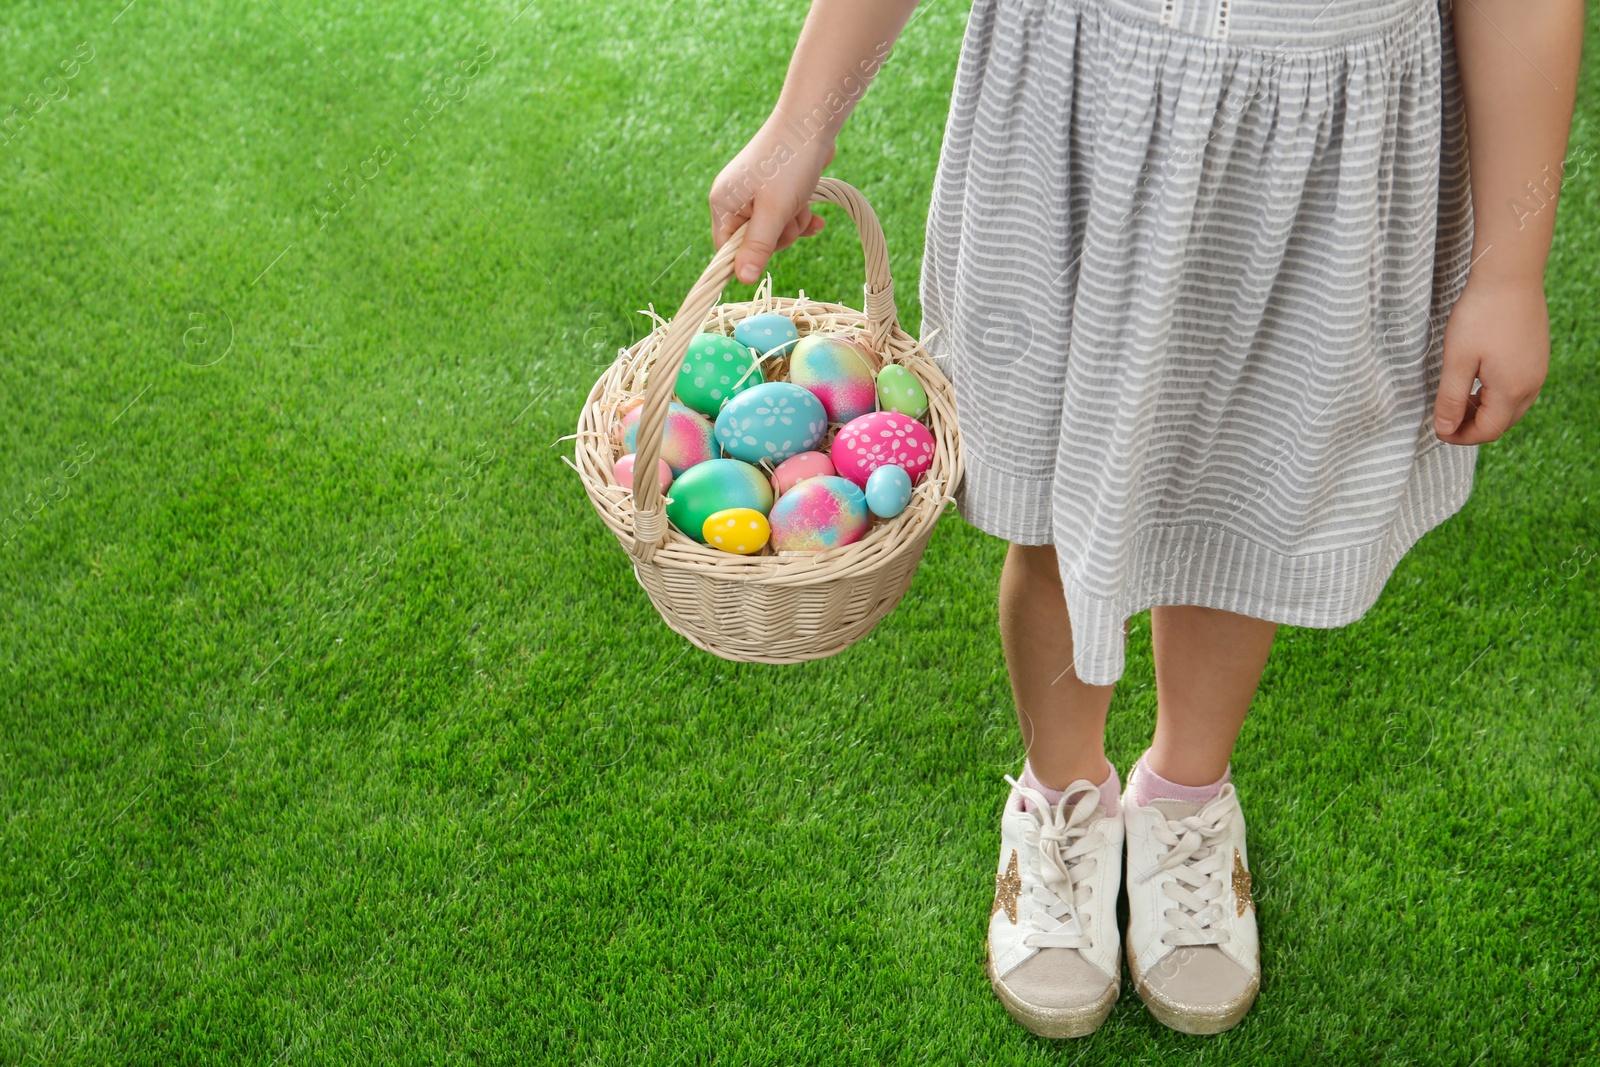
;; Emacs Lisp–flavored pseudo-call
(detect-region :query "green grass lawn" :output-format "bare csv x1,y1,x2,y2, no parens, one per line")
3,0,1598,1062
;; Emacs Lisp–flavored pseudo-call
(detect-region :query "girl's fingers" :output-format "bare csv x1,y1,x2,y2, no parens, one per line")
1433,346,1481,438
710,198,748,250
710,201,826,283
1448,386,1508,445
734,199,791,285
775,214,804,255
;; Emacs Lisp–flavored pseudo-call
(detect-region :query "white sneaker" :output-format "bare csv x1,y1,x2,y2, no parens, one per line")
985,773,1123,1037
1122,781,1260,1034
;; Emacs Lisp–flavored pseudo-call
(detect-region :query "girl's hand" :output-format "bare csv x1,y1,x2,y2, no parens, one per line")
1432,275,1551,444
710,121,837,285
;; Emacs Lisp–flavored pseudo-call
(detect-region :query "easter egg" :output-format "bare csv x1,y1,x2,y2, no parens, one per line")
789,334,878,424
664,458,774,543
703,507,770,554
864,464,913,518
770,450,836,496
611,397,643,443
621,401,717,478
769,476,870,552
713,381,828,465
612,452,674,493
875,364,929,419
675,333,764,418
833,411,937,488
734,313,800,357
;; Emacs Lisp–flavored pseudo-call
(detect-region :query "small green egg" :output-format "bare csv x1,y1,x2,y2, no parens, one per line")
875,364,929,419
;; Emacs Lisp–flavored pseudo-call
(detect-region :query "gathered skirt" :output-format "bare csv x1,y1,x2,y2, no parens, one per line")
920,0,1478,686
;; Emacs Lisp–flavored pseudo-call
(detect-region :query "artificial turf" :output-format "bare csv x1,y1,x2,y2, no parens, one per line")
2,0,1598,1063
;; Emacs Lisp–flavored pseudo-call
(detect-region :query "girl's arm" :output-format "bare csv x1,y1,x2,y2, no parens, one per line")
710,0,923,285
1434,0,1586,444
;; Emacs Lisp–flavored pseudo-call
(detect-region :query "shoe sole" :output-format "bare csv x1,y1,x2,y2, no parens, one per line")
1124,933,1259,1035
984,943,1119,1039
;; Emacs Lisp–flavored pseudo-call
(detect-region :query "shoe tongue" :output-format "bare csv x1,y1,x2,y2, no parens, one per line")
1020,786,1103,821
1149,797,1205,821
1062,792,1113,827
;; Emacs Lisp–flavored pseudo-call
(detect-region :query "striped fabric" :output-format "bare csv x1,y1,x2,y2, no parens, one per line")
920,0,1477,686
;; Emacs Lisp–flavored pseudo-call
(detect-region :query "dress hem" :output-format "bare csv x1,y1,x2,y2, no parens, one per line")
954,437,1478,686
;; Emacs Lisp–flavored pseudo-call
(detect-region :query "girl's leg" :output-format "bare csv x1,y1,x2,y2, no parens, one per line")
999,543,1116,788
1124,605,1277,1035
988,543,1125,1039
1145,605,1277,783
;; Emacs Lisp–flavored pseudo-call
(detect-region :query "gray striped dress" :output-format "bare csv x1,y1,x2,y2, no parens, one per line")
920,0,1477,686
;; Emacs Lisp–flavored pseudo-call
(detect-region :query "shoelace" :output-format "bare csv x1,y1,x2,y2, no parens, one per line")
1130,791,1236,948
1004,774,1107,951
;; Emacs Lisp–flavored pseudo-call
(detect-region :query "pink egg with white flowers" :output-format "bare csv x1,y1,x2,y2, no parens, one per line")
612,452,673,494
770,450,836,496
832,411,936,488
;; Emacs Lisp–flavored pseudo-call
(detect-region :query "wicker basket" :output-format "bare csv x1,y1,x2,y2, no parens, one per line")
571,177,964,663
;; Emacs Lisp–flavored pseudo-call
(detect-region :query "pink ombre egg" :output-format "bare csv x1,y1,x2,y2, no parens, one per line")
768,476,869,552
770,450,836,496
612,452,673,493
789,334,878,424
832,411,936,488
620,401,717,478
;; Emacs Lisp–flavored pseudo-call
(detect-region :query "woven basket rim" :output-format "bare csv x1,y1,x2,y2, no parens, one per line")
572,286,964,582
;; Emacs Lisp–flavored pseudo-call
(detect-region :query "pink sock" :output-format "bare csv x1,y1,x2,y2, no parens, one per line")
1020,759,1121,817
1127,751,1231,808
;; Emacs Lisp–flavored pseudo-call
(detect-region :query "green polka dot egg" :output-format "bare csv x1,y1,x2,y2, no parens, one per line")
675,332,764,418
875,364,929,419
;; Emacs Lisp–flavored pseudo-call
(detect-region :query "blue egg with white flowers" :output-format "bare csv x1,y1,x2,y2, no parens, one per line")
865,464,913,519
734,313,801,357
714,381,828,465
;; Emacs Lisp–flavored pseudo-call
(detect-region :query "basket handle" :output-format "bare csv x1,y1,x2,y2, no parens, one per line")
627,177,899,562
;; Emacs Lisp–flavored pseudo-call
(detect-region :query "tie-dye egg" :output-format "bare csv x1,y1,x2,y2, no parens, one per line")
734,313,800,357
769,476,869,552
675,332,764,417
832,411,937,488
702,507,771,554
770,450,836,496
788,334,878,424
621,401,718,478
664,458,774,543
712,381,828,465
874,364,929,419
864,464,913,518
612,453,674,494
611,397,644,443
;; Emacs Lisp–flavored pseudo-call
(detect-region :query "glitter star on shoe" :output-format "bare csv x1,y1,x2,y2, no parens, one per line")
985,773,1123,1038
1122,781,1260,1035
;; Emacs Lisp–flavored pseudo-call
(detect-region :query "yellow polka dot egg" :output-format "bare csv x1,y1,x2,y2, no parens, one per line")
702,507,771,554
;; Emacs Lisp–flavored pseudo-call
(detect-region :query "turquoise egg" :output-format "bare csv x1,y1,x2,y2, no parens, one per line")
675,332,764,418
664,458,774,543
864,464,913,518
875,364,929,419
713,381,828,465
769,476,869,552
734,313,800,357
